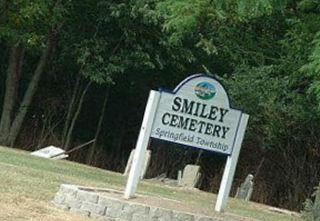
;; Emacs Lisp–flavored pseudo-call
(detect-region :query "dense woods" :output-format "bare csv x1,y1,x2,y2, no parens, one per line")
1,0,320,211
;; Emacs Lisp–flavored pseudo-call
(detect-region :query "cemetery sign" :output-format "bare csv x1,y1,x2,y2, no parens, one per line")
124,74,249,213
151,74,242,155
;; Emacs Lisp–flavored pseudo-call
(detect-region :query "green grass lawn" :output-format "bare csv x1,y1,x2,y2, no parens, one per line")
0,146,302,221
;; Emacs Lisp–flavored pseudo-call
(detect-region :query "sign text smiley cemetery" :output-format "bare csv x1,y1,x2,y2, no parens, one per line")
124,74,249,212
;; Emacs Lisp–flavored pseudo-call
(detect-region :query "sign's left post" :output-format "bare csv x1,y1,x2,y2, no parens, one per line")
124,90,160,199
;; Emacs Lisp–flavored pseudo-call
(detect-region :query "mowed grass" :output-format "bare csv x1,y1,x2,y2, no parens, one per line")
0,146,302,221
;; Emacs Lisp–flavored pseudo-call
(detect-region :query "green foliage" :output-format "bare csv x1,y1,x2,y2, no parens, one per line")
302,33,320,106
298,0,320,12
57,0,194,84
156,0,291,46
235,0,288,19
76,39,115,84
157,0,214,45
0,0,66,47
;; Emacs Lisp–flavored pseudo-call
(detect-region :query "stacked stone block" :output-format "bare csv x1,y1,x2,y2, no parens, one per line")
53,184,230,221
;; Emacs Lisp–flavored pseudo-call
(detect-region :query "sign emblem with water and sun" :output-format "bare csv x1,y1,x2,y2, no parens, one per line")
194,82,216,100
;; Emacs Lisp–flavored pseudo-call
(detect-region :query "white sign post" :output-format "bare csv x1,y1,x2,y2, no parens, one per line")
124,90,160,199
215,113,249,212
124,74,249,213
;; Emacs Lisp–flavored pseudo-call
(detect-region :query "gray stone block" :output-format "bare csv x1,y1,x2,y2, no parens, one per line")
70,208,90,216
77,190,99,203
102,199,125,218
99,196,117,207
149,207,173,221
91,214,120,220
121,202,150,220
195,216,217,221
65,196,82,209
59,184,78,197
81,201,106,216
97,217,127,221
132,213,150,221
172,211,195,221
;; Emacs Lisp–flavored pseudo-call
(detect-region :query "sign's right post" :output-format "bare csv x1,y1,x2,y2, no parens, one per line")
215,113,249,212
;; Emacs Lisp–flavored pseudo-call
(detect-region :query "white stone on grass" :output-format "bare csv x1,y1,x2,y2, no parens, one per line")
235,174,254,201
181,165,201,188
31,146,67,159
123,149,151,179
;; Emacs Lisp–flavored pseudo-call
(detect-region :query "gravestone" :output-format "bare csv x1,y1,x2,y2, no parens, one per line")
303,183,320,221
314,185,320,221
31,146,68,159
123,149,135,176
180,165,201,188
123,149,151,179
177,170,182,186
235,174,254,201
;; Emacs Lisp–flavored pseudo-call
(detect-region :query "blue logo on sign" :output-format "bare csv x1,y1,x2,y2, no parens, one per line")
194,82,216,100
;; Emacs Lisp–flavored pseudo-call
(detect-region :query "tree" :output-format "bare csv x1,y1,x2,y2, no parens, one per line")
0,0,66,146
58,0,194,150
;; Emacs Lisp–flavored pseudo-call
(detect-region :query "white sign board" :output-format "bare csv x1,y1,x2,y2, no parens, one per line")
124,74,249,213
151,75,242,155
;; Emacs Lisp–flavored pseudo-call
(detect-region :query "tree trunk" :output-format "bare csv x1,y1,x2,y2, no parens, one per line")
62,74,81,146
254,157,265,178
64,81,91,150
7,28,59,147
111,114,126,152
86,88,109,165
0,45,25,145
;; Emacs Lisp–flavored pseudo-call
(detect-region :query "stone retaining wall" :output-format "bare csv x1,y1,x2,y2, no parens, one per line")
53,184,239,221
